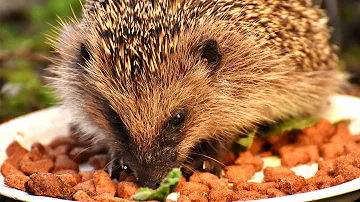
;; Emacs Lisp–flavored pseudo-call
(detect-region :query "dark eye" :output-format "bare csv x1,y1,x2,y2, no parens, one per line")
168,112,186,130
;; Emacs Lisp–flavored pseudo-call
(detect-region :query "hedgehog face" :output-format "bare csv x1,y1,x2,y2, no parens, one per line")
98,63,218,188
108,107,189,188
81,36,224,188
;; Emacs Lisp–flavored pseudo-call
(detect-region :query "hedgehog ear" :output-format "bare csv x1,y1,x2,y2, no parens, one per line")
79,43,91,67
200,39,222,68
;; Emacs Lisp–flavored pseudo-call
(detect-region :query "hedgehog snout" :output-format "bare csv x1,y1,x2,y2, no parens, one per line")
134,166,174,189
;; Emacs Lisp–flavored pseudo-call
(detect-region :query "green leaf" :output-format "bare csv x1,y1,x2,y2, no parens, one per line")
131,168,181,201
235,130,256,148
257,117,320,137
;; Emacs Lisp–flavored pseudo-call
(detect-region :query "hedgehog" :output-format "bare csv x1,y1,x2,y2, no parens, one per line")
50,0,344,188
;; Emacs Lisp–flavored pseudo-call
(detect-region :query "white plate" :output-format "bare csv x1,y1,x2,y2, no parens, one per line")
1,95,360,202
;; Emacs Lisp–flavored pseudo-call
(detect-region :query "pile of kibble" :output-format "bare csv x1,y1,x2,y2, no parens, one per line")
1,118,360,201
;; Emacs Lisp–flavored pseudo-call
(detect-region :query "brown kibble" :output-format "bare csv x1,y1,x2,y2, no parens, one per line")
208,178,229,190
224,165,255,183
5,141,28,169
93,170,117,197
48,136,77,149
4,151,28,170
281,145,319,167
335,153,360,168
263,166,295,182
74,180,96,195
25,147,45,162
316,153,360,184
304,175,342,191
4,174,30,192
69,147,94,163
176,182,210,196
5,141,28,157
320,143,344,160
117,181,139,199
93,194,128,202
79,170,96,182
222,152,236,165
305,145,320,163
334,163,360,182
53,154,79,172
30,142,51,159
266,188,287,197
235,181,286,197
248,137,266,155
300,183,318,193
73,190,96,202
177,195,191,202
288,147,315,167
69,146,107,163
344,141,360,155
25,172,75,200
1,161,24,177
189,171,218,187
208,189,231,202
54,169,81,184
174,174,187,191
88,154,110,170
187,191,208,202
298,118,336,146
236,182,279,195
268,131,293,153
330,122,352,144
235,151,264,172
58,173,78,187
278,144,296,157
260,151,273,158
19,154,54,175
352,135,360,144
48,144,72,157
231,190,268,200
118,170,131,182
274,175,306,194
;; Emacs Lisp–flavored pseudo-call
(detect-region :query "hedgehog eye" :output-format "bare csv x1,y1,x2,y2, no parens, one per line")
168,112,186,131
200,39,221,66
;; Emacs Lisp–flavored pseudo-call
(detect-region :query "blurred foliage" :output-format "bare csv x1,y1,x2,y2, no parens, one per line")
0,61,55,118
0,0,83,122
1,0,83,51
338,2,360,84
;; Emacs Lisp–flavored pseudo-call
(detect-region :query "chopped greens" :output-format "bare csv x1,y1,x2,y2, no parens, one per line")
236,130,256,148
234,117,320,148
257,117,320,137
131,168,181,201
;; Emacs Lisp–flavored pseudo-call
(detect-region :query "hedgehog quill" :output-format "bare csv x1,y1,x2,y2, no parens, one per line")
50,0,344,188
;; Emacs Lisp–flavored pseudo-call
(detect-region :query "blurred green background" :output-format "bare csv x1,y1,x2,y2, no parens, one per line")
0,0,360,123
0,0,84,122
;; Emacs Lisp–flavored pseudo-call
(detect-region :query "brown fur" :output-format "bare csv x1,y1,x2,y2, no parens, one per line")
49,0,344,188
